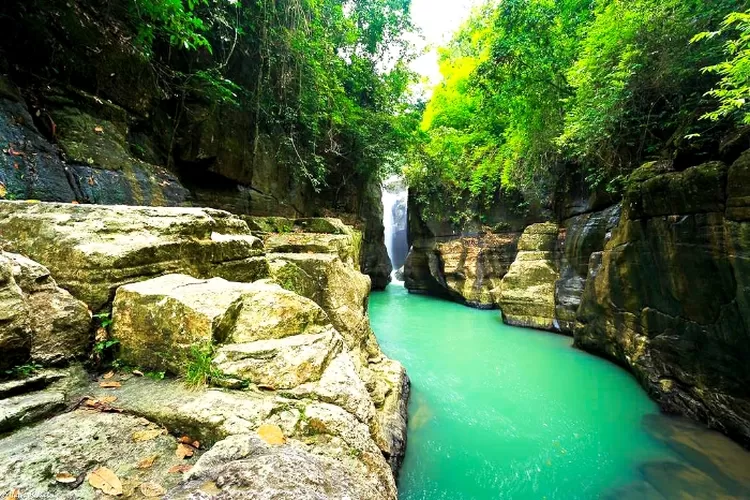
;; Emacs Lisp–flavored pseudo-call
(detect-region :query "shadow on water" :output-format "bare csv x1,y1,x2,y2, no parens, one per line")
606,414,750,499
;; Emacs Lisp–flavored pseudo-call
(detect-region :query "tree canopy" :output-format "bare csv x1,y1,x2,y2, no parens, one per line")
406,0,747,222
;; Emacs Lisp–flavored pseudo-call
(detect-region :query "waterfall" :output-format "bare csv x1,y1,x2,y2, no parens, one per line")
382,176,409,281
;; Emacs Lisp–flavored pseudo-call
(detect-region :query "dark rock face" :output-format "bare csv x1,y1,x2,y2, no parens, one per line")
0,0,391,288
555,205,621,333
575,155,750,447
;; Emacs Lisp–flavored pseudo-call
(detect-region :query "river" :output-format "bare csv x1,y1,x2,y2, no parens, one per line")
369,284,750,499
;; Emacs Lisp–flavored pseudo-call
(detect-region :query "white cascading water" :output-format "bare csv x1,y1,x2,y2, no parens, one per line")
382,176,409,282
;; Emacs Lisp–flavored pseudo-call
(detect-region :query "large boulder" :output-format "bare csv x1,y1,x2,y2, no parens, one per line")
112,275,331,376
0,201,266,310
496,222,560,330
213,329,344,390
0,252,90,370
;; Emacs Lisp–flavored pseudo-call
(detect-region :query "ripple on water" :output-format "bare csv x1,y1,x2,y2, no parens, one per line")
370,285,750,499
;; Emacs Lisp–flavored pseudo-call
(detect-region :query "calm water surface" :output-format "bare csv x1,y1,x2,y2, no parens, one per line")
369,284,750,499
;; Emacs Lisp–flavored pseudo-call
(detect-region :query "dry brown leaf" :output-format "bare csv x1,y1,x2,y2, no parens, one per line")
132,429,164,442
55,472,77,484
132,370,144,377
99,381,121,389
103,371,115,379
136,455,158,469
95,328,107,342
192,440,200,449
94,126,104,134
138,482,165,498
167,465,192,474
175,443,195,459
4,488,19,500
88,467,123,496
100,396,118,404
257,424,286,445
0,184,6,199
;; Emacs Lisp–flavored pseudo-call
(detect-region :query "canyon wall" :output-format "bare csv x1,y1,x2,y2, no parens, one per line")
0,0,391,289
405,152,750,447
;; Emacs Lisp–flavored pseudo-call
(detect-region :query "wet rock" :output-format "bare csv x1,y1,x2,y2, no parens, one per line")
0,252,90,370
0,201,265,310
575,157,750,446
496,223,560,330
555,205,621,334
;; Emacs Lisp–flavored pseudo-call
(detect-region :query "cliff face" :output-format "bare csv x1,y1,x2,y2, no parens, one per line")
0,0,391,289
575,156,750,447
407,150,750,447
404,191,536,308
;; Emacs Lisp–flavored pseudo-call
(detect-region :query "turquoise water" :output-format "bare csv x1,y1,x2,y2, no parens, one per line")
369,284,750,499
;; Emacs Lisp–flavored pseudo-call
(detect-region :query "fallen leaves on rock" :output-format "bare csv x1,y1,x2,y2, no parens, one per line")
81,396,122,413
132,370,144,377
132,429,165,442
136,455,159,469
103,371,115,379
257,424,286,445
175,443,195,459
88,467,123,496
99,381,122,389
167,464,192,474
4,488,19,500
138,482,165,498
54,472,77,484
178,435,200,449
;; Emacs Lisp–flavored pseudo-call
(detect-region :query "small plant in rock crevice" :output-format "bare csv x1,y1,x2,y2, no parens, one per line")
185,342,223,388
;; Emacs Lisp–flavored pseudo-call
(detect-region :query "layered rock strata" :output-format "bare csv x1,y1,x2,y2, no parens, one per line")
0,201,408,499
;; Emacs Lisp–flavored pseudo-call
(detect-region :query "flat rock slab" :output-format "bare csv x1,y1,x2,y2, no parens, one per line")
0,391,65,433
0,409,202,500
0,201,265,310
166,434,389,500
78,376,397,498
213,329,344,389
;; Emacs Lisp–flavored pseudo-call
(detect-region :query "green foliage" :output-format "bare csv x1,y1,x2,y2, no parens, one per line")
185,343,222,388
94,339,120,354
3,363,43,379
694,11,750,125
93,311,113,329
127,0,418,189
409,0,739,217
132,0,212,56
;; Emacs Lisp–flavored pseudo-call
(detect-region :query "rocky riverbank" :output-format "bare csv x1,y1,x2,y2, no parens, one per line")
0,201,408,499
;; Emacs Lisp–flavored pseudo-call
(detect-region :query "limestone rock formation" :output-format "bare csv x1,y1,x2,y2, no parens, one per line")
0,252,90,370
0,201,408,499
404,190,539,308
555,205,621,333
0,201,266,310
575,156,750,447
496,222,560,330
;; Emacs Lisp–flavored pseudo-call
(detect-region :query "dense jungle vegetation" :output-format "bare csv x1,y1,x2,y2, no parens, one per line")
406,0,750,223
125,0,418,189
